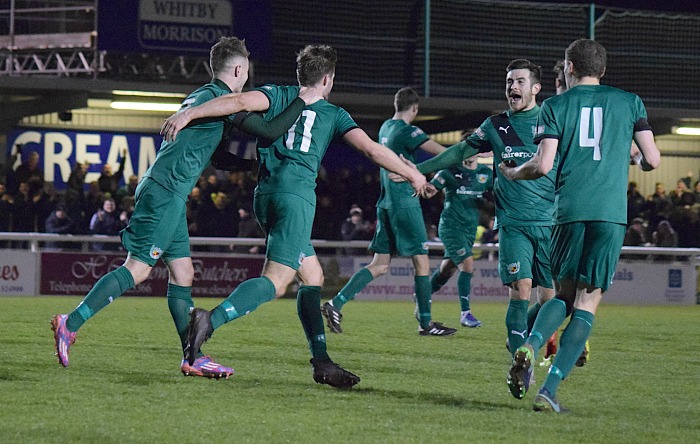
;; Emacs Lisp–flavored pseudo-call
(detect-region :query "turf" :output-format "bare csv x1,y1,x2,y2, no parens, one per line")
1,296,698,443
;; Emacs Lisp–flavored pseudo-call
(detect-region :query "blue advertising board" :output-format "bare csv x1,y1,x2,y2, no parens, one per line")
5,128,255,191
97,0,271,59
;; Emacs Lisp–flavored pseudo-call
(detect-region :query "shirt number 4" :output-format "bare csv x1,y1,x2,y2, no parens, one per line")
579,107,603,161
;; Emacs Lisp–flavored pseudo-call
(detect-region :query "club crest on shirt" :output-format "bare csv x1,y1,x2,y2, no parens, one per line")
477,174,488,183
149,245,163,259
508,261,520,274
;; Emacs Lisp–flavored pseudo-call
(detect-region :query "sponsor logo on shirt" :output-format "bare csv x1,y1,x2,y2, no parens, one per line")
475,128,485,139
502,145,535,160
411,128,425,138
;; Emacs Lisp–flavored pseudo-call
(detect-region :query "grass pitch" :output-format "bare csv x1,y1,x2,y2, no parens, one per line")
1,296,698,443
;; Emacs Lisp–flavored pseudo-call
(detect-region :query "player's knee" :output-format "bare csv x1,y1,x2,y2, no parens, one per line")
555,294,575,316
369,264,389,277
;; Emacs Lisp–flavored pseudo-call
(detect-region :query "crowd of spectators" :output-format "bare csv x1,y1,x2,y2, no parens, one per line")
1,147,699,255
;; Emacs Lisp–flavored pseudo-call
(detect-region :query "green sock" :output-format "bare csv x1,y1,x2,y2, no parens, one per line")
66,266,135,332
332,267,373,311
544,309,594,396
527,301,542,333
526,298,567,359
415,275,431,329
166,283,196,356
505,299,529,356
297,285,330,361
210,277,276,330
430,268,450,293
457,271,472,311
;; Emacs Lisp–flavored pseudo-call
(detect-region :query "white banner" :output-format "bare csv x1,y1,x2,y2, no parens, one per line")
0,249,37,296
348,257,698,305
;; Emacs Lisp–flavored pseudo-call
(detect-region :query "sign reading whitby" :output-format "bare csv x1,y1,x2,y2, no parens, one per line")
97,0,271,57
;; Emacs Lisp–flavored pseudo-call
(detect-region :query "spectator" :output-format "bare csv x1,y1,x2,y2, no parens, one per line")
85,181,105,219
234,203,265,254
197,191,239,251
480,216,498,261
97,151,126,196
340,205,374,255
693,180,700,203
0,182,12,248
186,186,205,237
669,205,700,248
627,181,647,223
669,179,690,206
115,174,138,204
11,149,44,196
624,217,648,247
35,182,60,233
11,181,37,248
45,204,76,250
652,220,678,247
89,198,128,251
67,160,90,194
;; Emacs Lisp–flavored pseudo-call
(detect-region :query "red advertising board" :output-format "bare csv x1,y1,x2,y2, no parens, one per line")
40,252,264,297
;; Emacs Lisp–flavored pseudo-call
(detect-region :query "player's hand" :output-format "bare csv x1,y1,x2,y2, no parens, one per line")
298,86,323,106
160,109,190,142
498,160,517,180
418,183,438,199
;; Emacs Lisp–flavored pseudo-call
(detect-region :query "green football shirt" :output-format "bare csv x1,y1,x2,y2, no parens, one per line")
465,106,556,229
144,79,235,201
255,84,359,204
535,85,650,224
376,119,431,209
431,163,493,228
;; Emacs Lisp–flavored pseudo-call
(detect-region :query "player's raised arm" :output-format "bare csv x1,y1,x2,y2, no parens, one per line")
161,90,271,141
343,127,430,196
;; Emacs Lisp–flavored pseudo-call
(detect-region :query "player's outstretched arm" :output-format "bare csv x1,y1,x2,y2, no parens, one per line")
415,141,479,175
343,128,430,196
499,139,557,180
236,98,304,141
161,90,271,141
632,130,660,171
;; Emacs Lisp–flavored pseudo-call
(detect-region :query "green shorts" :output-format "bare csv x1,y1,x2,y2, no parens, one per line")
439,220,477,264
498,225,553,288
254,192,315,270
369,206,428,257
551,221,625,291
120,177,190,267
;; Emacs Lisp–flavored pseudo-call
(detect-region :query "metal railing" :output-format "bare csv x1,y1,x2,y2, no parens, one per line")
1,232,698,264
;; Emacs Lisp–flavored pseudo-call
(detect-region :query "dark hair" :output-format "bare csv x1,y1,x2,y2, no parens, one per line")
210,36,249,76
565,38,606,79
553,60,565,82
296,45,337,86
506,59,542,84
394,87,420,112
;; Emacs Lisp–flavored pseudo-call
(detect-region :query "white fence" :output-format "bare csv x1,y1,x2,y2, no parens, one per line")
0,232,698,304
